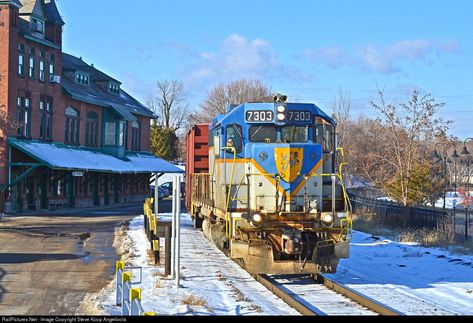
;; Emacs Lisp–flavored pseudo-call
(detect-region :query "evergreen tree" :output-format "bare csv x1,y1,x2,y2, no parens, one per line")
385,161,441,206
150,120,178,161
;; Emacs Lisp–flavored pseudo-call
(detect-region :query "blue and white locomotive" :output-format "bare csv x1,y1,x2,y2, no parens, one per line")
190,95,352,274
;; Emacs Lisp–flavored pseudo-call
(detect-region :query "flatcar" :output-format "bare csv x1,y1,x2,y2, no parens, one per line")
185,95,352,274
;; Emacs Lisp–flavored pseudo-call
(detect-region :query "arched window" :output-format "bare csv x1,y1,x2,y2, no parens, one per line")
65,107,80,144
131,121,140,150
85,111,98,147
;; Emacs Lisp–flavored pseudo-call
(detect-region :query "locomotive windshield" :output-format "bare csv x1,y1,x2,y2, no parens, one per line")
281,125,309,143
249,125,277,142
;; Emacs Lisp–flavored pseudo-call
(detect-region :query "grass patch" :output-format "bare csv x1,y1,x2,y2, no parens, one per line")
181,294,208,307
154,279,165,288
352,211,473,253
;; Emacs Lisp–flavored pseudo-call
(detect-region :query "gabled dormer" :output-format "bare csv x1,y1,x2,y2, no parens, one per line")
19,0,47,38
75,70,89,86
109,82,120,95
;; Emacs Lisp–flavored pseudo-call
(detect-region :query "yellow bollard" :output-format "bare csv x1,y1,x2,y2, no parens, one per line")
122,271,132,283
116,260,125,272
152,239,159,251
130,287,141,301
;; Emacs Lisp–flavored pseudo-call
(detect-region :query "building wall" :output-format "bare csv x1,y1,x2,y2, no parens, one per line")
136,115,150,152
1,3,63,186
0,4,16,186
1,3,155,213
63,97,103,146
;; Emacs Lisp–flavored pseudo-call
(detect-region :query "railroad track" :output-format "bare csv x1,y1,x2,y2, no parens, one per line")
255,273,404,316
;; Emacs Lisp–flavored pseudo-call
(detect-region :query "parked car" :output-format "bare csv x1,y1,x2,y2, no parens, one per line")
149,186,167,200
159,181,185,198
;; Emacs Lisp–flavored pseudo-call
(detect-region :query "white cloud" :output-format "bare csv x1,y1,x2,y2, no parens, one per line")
172,34,312,92
302,39,460,74
357,39,460,74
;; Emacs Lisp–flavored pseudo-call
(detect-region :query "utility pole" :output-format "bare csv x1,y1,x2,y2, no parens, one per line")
175,175,181,288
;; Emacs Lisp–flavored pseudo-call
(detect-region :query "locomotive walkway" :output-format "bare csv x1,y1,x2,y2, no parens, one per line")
0,203,149,315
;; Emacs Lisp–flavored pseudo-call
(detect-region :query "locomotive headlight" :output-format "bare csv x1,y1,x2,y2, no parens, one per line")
252,213,263,223
321,213,333,225
277,113,285,121
277,105,286,113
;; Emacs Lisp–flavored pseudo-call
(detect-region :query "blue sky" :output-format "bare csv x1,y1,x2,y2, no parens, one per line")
55,0,472,139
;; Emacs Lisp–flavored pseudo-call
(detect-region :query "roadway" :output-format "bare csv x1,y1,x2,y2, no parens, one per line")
0,200,174,315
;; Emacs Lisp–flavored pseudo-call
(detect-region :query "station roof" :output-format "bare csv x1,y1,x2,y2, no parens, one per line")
61,53,157,120
8,138,184,174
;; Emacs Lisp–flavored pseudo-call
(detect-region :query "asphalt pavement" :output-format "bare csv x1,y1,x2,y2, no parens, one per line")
0,200,173,315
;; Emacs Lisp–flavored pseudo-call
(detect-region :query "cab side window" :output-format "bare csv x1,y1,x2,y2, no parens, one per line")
226,124,243,153
315,117,334,153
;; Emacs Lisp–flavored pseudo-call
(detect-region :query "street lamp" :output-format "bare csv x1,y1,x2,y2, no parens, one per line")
450,148,460,194
448,146,460,241
460,137,473,241
432,142,455,209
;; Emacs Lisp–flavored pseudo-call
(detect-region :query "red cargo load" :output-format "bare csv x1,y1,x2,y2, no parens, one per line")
185,124,210,211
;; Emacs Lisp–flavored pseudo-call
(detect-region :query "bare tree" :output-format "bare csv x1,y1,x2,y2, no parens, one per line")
146,80,189,132
369,89,450,205
190,79,273,123
1,105,20,135
331,88,352,150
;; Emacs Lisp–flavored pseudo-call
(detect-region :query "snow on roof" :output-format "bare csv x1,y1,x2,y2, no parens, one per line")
9,138,183,174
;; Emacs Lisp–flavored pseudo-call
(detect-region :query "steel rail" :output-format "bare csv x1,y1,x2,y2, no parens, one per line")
255,274,320,316
316,274,404,316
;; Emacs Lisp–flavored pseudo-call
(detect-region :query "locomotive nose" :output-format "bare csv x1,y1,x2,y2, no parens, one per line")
250,142,322,200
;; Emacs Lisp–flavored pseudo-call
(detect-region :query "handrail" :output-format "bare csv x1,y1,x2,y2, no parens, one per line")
221,146,236,238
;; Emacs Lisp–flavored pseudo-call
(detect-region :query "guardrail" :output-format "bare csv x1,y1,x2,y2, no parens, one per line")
115,260,156,316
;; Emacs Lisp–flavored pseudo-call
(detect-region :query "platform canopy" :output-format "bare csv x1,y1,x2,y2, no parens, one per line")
8,138,184,174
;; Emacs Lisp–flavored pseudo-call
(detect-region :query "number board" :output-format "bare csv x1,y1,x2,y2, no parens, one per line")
245,110,274,122
286,110,311,122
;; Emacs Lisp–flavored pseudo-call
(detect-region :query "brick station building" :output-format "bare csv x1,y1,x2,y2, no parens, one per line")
0,0,182,213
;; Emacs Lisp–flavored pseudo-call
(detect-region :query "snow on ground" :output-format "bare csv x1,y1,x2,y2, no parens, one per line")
90,209,473,316
97,212,299,315
433,191,473,209
326,231,473,315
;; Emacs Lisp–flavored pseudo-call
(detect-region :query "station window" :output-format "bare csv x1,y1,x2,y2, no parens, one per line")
18,44,24,76
85,112,98,147
76,72,89,86
17,95,31,138
104,122,116,146
28,48,35,79
65,107,80,144
39,50,45,82
109,83,120,94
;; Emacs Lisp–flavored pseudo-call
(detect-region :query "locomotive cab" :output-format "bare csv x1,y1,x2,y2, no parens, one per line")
188,97,352,274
